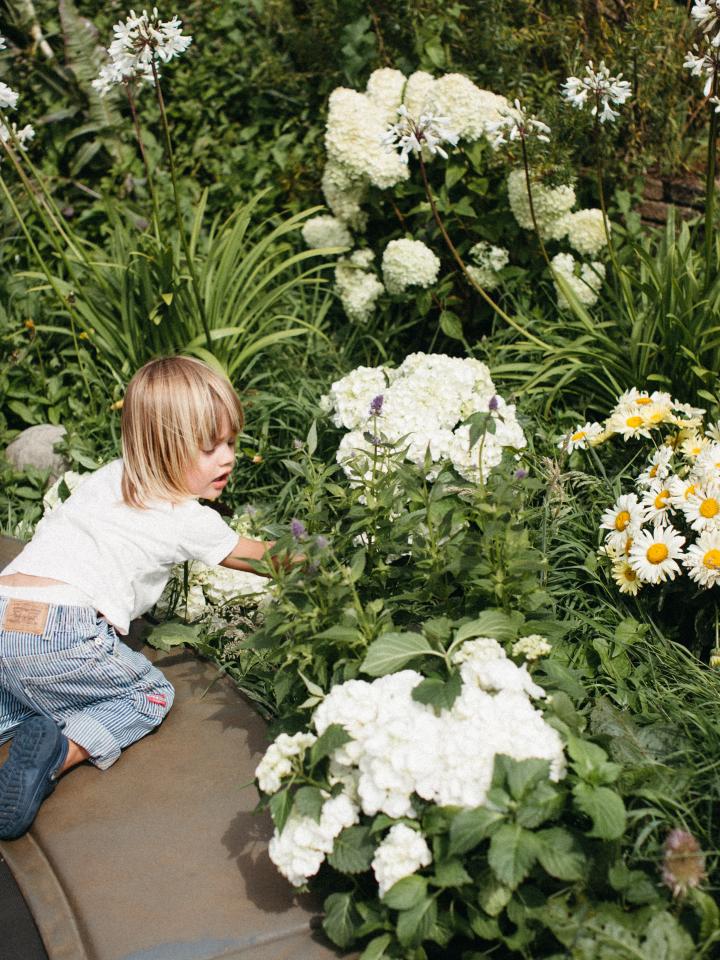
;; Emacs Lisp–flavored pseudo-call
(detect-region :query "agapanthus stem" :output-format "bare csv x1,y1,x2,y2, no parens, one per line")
0,171,95,407
705,68,719,290
417,154,550,351
519,139,551,269
125,83,161,242
151,63,213,353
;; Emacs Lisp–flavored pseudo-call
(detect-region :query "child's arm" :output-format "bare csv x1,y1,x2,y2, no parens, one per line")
220,536,304,575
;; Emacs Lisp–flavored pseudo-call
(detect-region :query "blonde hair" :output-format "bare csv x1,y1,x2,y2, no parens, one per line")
121,356,243,508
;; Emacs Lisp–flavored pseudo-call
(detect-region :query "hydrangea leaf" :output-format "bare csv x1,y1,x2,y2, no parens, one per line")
430,857,472,888
269,789,292,834
516,780,564,829
292,785,324,823
360,631,433,677
440,310,463,342
467,905,502,940
411,671,462,710
454,610,521,644
477,874,512,917
641,911,695,960
323,891,361,950
448,806,505,856
382,875,428,910
488,823,538,889
396,895,438,948
310,723,352,766
505,757,552,801
145,621,202,652
534,827,586,881
358,933,392,960
572,783,626,840
327,825,375,874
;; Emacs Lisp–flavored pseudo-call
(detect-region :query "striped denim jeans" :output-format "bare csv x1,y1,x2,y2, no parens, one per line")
0,600,174,769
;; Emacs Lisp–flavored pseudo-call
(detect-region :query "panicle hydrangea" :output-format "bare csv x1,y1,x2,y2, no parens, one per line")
334,250,385,324
430,74,509,141
467,241,509,290
372,823,432,896
512,634,552,661
382,104,459,163
507,168,576,237
255,731,317,795
486,99,551,149
321,161,368,231
268,793,359,886
561,60,631,124
300,215,352,251
321,353,524,485
559,208,608,256
381,238,440,294
365,67,407,122
551,252,605,309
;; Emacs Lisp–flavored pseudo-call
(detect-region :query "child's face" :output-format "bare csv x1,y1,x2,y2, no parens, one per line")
184,424,237,500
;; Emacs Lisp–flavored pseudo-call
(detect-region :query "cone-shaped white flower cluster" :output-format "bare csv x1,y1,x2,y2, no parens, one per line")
320,353,525,484
261,636,565,889
381,238,440,294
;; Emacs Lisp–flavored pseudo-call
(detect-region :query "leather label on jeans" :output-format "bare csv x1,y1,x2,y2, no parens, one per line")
1,600,50,635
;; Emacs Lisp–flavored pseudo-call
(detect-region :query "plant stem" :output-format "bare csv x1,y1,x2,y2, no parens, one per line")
520,139,552,269
151,63,213,352
417,154,550,351
125,83,162,242
705,67,719,291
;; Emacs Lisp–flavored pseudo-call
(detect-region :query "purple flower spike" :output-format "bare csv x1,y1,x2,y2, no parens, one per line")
514,469,528,480
488,395,499,412
290,518,307,540
369,394,384,416
315,535,329,550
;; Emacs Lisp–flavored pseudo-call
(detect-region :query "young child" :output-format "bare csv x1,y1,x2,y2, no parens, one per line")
0,356,277,839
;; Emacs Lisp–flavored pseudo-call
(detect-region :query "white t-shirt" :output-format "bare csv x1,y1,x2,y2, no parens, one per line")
3,459,239,634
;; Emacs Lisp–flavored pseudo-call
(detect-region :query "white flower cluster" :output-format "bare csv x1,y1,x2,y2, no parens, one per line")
320,353,525,484
371,823,432,897
301,215,352,251
334,249,385,324
467,241,509,291
267,793,359,887
381,238,440,294
256,731,316,795
322,68,508,227
561,60,631,124
551,252,605,309
93,7,192,96
512,634,552,661
685,2,720,108
486,98,551,149
0,51,35,153
506,168,576,238
157,557,270,621
0,81,18,111
261,635,564,890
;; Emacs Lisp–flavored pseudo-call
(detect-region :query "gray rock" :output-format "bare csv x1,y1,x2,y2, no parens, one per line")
5,424,69,481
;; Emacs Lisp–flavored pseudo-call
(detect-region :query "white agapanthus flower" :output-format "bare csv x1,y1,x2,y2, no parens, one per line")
335,250,385,324
507,168,576,237
561,60,632,124
372,823,432,896
551,252,605,309
684,47,720,104
561,208,608,256
486,98,551,149
0,34,6,51
690,0,720,37
255,732,317,795
382,104,459,163
0,121,35,151
0,82,19,111
301,215,352,251
381,238,440,294
268,793,359,887
467,241,509,290
93,7,192,95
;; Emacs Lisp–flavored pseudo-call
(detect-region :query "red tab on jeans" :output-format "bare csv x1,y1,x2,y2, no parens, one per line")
147,694,167,706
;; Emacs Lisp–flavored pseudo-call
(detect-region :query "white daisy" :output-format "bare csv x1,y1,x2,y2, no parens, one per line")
636,447,674,488
680,432,710,461
559,421,603,453
681,482,720,532
641,480,675,526
611,559,643,596
684,530,720,588
600,529,635,560
606,405,654,440
705,421,720,443
628,525,685,584
692,443,720,483
668,475,698,509
600,493,644,537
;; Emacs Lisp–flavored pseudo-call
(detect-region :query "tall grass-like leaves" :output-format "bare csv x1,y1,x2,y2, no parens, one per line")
491,210,720,414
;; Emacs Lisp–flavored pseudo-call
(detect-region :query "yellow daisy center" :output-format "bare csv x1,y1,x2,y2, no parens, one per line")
623,567,637,581
648,411,664,424
625,537,633,556
700,498,719,519
571,430,586,442
647,543,669,564
703,549,720,570
626,416,643,429
649,465,658,478
636,397,652,405
615,510,631,531
654,490,669,509
685,484,696,500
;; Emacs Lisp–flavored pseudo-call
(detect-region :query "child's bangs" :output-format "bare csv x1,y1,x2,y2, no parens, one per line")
190,377,244,451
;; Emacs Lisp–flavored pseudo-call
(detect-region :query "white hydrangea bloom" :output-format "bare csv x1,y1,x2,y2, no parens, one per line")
562,208,608,256
268,793,359,887
552,252,605,309
325,87,410,190
365,67,407,122
402,71,437,116
321,161,368,231
512,634,552,661
255,732,317,795
467,241,509,290
321,365,389,430
381,238,440,295
431,74,509,141
372,823,432,896
334,251,385,324
42,471,93,515
507,168,576,237
301,215,352,251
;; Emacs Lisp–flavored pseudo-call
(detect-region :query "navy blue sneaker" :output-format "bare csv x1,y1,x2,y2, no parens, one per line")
0,716,68,840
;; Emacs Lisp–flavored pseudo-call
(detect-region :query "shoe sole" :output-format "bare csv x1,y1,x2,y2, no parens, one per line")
0,719,68,840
